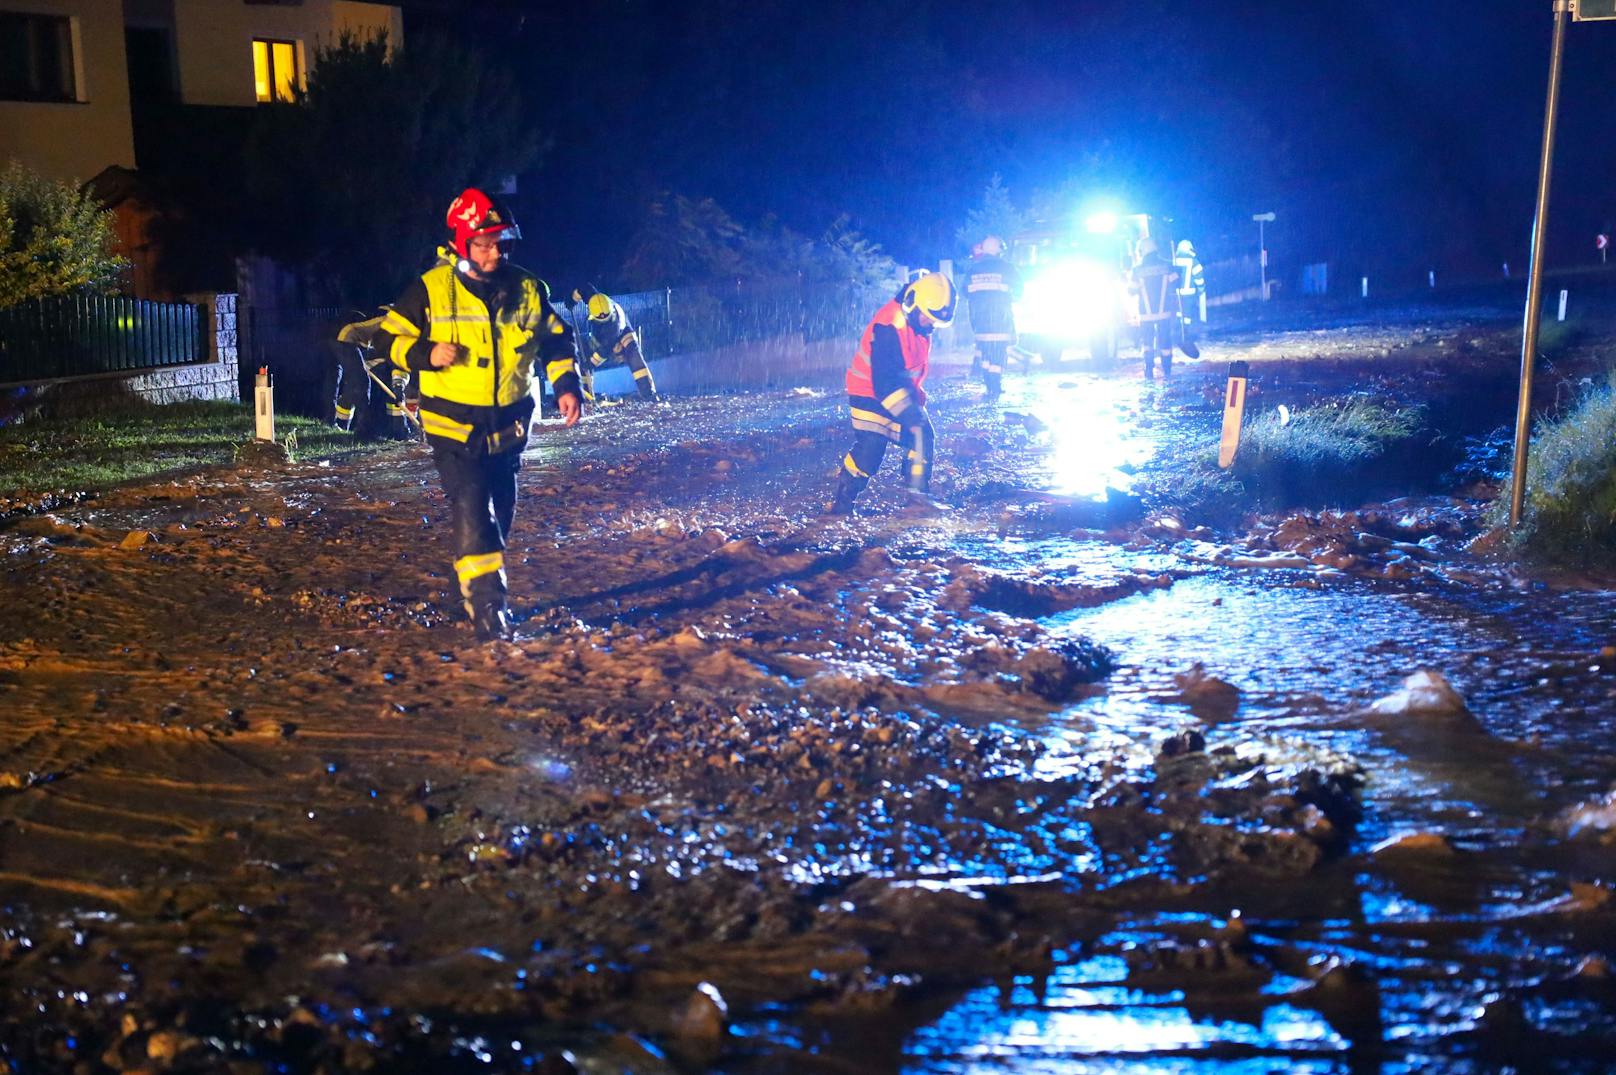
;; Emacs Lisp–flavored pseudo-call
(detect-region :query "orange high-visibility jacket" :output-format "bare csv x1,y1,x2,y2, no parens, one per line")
845,300,932,408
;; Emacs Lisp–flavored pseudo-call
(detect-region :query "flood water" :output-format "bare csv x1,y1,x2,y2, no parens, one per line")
4,300,1615,1072
828,357,1616,1073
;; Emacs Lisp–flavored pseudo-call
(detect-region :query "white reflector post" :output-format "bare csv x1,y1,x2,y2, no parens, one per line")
1558,289,1569,321
254,367,275,442
1218,360,1249,469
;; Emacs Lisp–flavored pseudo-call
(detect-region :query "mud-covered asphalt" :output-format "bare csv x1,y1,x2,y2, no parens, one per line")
3,297,1616,1072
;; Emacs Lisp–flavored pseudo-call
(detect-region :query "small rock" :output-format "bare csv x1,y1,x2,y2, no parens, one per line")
669,981,727,1064
120,530,152,549
1158,729,1206,757
1368,669,1469,716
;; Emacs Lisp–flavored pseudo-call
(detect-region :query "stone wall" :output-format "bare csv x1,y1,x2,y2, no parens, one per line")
0,294,239,420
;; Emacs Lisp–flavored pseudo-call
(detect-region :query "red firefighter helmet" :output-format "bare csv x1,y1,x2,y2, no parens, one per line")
445,188,521,259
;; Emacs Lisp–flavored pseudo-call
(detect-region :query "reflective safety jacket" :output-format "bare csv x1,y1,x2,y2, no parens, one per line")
1174,251,1206,298
582,296,639,367
846,298,933,413
1131,254,1181,324
963,254,1022,342
375,249,581,450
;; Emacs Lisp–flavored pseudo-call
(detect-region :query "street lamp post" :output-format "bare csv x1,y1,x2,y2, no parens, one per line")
1253,212,1276,301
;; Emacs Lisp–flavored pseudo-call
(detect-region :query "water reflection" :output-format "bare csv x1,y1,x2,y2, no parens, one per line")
906,957,1345,1071
999,374,1157,500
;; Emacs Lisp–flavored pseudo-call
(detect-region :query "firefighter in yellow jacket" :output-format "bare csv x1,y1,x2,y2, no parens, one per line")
825,271,956,515
373,188,583,641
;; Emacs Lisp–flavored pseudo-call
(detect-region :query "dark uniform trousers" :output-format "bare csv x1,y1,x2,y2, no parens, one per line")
331,339,408,438
432,436,523,617
836,394,935,504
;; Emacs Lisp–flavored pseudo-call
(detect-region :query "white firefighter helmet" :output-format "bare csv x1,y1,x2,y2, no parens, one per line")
1137,236,1160,260
1176,239,1196,257
979,235,1005,257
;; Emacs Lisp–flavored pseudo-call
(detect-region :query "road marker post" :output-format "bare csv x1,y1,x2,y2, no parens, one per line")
1218,361,1250,470
254,367,275,442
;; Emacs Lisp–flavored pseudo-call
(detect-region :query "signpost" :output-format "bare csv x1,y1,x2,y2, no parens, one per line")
1508,2,1573,527
1572,0,1616,19
1252,212,1275,301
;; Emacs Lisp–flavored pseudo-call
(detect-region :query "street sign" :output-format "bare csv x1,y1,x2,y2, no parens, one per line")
1573,0,1616,20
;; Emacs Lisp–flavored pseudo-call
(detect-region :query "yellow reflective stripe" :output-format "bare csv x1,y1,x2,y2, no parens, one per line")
851,417,900,440
337,316,384,343
546,357,577,385
386,405,403,415
613,330,639,353
454,551,504,584
975,332,1012,342
842,453,869,478
881,388,913,412
389,336,415,368
849,407,899,431
334,404,354,419
632,366,652,380
967,282,1010,292
380,309,420,336
419,409,473,442
982,363,1003,374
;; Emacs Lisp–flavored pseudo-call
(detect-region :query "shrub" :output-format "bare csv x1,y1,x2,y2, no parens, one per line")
0,162,126,309
1489,375,1616,563
1148,399,1428,519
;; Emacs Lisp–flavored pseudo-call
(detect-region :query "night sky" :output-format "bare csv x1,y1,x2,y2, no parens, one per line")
408,1,1616,290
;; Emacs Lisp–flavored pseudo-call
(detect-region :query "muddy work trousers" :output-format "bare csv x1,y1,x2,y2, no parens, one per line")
582,337,657,400
976,337,1011,400
431,444,521,619
829,396,934,512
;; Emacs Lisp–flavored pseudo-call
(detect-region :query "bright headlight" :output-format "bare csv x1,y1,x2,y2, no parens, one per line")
1013,258,1122,340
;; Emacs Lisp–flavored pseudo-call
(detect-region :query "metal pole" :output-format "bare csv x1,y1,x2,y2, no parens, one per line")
1258,219,1266,301
1509,0,1571,527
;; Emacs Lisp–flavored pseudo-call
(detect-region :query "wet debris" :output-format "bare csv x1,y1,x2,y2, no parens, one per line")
1557,788,1616,843
1371,830,1459,858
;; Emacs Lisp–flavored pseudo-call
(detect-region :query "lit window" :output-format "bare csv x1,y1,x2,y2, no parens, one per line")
251,38,298,103
0,12,77,102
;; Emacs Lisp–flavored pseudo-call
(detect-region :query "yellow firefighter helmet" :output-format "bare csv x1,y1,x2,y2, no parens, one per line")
901,271,957,327
587,294,613,321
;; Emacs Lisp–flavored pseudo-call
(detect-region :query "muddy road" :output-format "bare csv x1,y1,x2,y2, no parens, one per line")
2,293,1615,1072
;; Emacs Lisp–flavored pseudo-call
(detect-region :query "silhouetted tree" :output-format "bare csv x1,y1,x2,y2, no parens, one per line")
243,31,543,302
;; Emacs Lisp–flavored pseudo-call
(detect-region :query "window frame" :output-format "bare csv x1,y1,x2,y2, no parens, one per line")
251,36,300,104
0,11,81,104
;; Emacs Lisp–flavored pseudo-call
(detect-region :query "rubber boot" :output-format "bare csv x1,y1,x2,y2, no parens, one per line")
824,469,863,516
471,598,514,643
1143,353,1155,380
1161,351,1172,379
